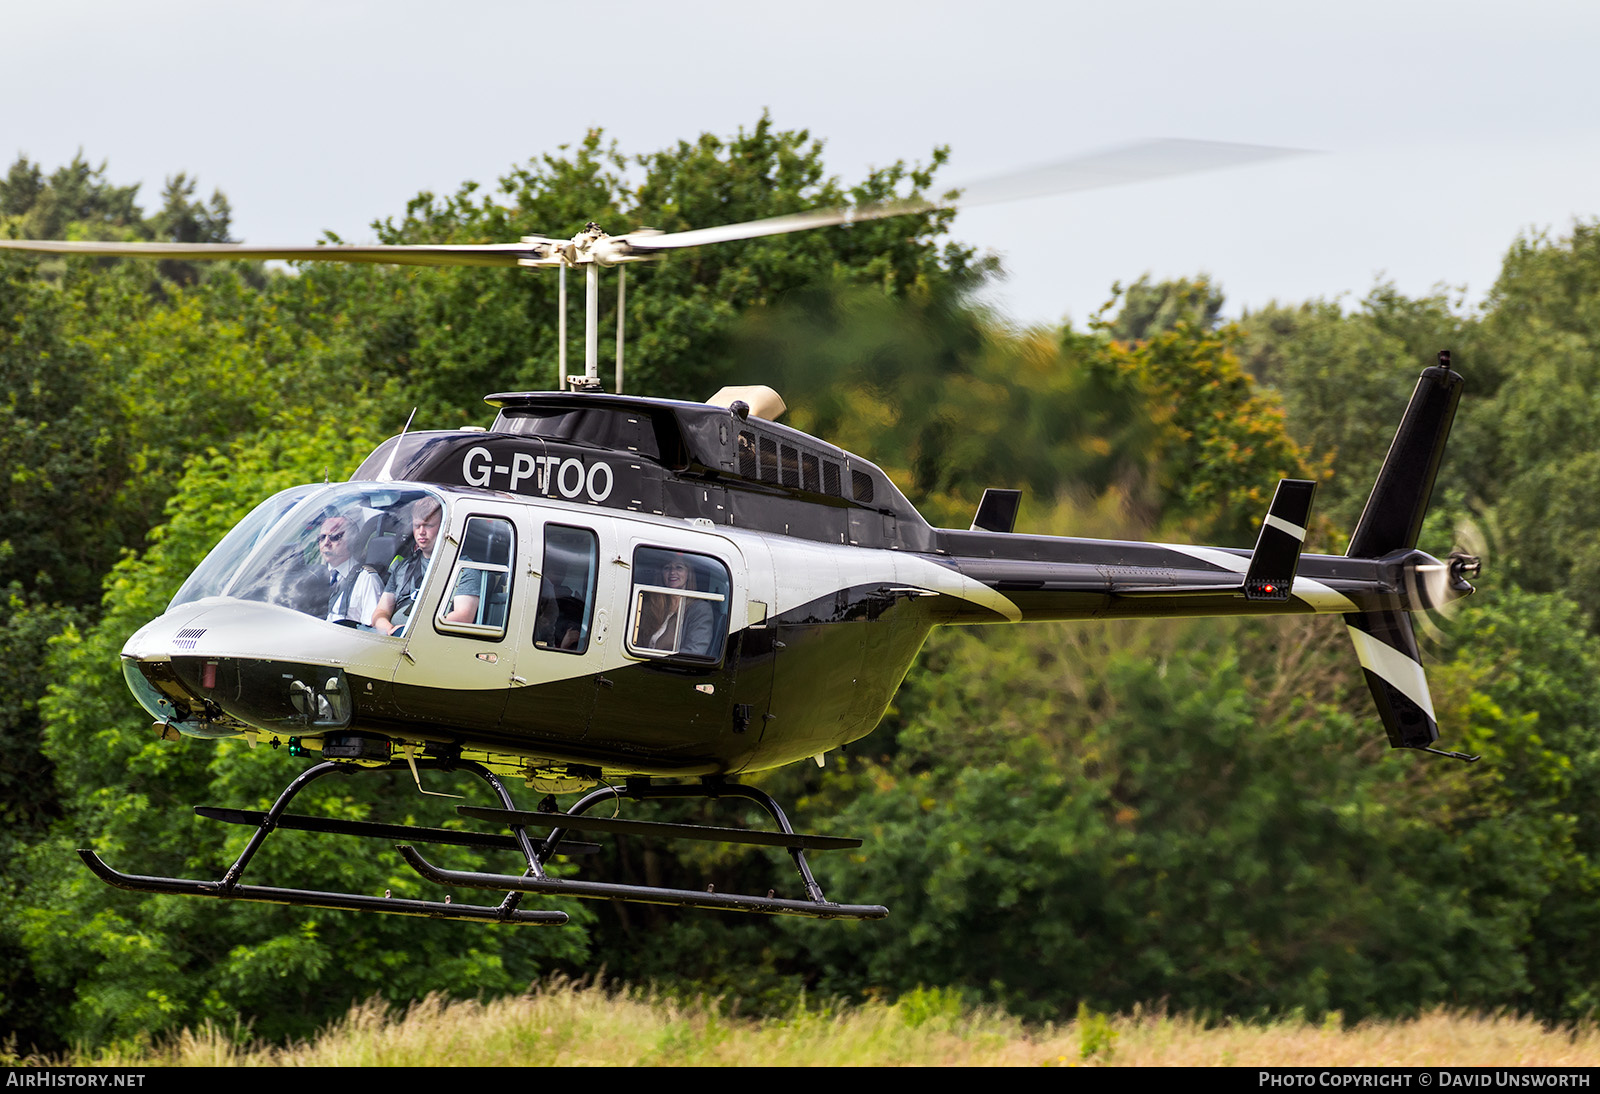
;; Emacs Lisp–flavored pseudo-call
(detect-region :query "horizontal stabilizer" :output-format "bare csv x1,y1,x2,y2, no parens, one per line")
1245,479,1317,601
1345,609,1437,749
970,488,1022,533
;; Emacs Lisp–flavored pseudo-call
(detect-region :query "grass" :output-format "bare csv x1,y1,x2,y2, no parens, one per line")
40,981,1600,1067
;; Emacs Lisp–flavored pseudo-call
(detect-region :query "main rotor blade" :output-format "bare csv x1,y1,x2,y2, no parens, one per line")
0,140,1302,268
617,138,1305,253
0,239,556,267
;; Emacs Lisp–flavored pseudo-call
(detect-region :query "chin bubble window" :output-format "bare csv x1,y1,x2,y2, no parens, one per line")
627,547,730,663
435,516,515,639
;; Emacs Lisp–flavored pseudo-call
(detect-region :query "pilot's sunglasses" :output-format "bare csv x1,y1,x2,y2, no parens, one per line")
318,531,346,544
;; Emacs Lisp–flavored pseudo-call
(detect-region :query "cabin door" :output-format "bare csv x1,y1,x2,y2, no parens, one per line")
389,503,527,732
588,531,750,773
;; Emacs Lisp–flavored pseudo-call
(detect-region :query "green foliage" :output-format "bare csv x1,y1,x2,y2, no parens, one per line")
1464,222,1600,622
747,601,1592,1023
1077,1002,1118,1062
0,154,143,243
9,127,1600,1051
1236,286,1473,536
1098,304,1313,544
1102,274,1224,342
0,259,121,602
0,587,80,1051
741,279,1303,542
2,154,234,290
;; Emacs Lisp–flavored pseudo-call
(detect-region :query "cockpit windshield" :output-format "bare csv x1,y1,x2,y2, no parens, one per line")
169,484,446,630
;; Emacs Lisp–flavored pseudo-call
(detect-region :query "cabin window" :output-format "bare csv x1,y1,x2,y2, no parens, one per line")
625,547,731,663
435,517,515,640
535,525,598,654
780,443,801,488
852,469,875,503
759,437,780,484
738,431,758,478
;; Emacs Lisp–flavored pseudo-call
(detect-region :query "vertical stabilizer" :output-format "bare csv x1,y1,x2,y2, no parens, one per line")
1346,355,1464,559
1343,353,1464,752
1346,610,1437,749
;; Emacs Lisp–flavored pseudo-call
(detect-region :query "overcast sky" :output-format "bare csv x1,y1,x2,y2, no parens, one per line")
8,0,1600,330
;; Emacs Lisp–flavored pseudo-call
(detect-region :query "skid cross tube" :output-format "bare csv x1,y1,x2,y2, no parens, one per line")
400,777,888,920
78,758,567,925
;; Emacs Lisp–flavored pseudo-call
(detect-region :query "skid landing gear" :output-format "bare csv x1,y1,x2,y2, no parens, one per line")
80,763,886,923
410,776,888,919
81,759,568,924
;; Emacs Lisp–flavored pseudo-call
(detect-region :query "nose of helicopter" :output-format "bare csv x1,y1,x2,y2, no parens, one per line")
120,601,384,740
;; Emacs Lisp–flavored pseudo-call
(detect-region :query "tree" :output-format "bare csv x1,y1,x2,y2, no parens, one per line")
1101,274,1224,342
148,173,234,286
1235,287,1472,535
1466,222,1600,621
0,154,143,244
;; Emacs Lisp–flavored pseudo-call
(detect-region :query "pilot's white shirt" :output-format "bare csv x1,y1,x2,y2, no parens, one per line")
326,561,383,626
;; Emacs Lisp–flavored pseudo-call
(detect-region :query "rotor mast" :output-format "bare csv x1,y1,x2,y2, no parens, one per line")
517,221,656,393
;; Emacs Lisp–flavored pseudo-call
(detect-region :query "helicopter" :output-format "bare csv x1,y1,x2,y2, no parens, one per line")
0,139,1482,926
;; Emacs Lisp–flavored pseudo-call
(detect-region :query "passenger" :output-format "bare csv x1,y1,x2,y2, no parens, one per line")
443,564,501,627
318,512,383,627
535,579,583,650
372,497,443,637
444,574,482,626
638,553,714,656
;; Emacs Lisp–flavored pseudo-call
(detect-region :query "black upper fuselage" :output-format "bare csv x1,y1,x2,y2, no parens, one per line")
356,392,1414,623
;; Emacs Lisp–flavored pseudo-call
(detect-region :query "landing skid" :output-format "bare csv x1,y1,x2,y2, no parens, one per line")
78,761,885,923
81,758,567,924
407,778,888,919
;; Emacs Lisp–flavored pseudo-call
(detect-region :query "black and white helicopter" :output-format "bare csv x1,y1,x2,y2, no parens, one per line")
0,140,1481,926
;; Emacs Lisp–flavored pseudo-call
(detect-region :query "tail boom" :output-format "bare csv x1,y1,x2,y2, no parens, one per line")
923,355,1469,757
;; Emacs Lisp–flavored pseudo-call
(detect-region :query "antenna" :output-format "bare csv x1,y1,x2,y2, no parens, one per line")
375,407,419,482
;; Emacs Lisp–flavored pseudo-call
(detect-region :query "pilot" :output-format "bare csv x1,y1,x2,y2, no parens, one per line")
638,553,715,656
318,512,383,627
372,497,443,637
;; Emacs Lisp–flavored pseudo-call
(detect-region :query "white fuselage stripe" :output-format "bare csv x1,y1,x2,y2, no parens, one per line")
1163,543,1357,612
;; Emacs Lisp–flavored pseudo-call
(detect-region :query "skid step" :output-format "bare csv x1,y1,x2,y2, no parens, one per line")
197,806,601,856
459,805,862,851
